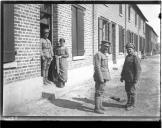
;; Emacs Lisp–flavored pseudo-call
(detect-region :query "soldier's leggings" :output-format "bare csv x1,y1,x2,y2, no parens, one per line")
43,58,52,78
95,81,106,97
125,82,136,106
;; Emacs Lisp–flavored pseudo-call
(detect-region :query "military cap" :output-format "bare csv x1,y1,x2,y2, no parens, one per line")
125,43,135,49
101,41,111,47
59,38,65,43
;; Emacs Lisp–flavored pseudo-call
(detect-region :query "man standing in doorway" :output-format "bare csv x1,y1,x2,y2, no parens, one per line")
120,43,141,111
41,28,53,85
93,41,111,114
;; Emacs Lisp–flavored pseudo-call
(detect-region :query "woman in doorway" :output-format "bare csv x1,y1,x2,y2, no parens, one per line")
48,38,69,88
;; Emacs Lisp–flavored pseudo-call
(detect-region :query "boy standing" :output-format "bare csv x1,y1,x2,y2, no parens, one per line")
120,43,141,111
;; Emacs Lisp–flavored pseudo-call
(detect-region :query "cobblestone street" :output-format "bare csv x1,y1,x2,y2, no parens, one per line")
6,55,160,120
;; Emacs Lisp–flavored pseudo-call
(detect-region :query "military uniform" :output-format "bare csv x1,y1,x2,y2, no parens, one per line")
93,41,111,114
121,43,141,110
41,37,54,84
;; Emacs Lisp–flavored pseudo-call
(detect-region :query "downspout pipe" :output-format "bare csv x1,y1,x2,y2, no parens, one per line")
124,4,127,57
92,4,95,57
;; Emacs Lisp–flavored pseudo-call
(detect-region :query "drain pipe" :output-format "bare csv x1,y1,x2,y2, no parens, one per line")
92,4,95,57
124,4,127,57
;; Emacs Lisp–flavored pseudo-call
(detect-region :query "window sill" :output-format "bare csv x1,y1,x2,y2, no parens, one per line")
72,56,85,61
119,52,124,55
104,4,109,7
119,13,123,17
3,61,17,70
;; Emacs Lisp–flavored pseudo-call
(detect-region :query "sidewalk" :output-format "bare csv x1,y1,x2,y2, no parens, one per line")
4,62,125,117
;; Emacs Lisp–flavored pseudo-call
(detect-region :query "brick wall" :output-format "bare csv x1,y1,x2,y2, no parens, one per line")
3,4,41,84
55,4,93,70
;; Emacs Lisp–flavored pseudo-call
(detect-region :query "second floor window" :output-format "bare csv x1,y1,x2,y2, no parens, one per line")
135,13,137,26
143,21,145,33
128,5,131,21
119,4,123,15
139,17,141,29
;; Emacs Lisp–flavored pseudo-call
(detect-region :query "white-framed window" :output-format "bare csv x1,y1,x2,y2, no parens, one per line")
139,17,141,29
119,4,123,16
98,17,111,53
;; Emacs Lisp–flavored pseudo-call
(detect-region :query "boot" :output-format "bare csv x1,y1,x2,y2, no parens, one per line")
43,77,48,85
43,70,48,85
130,95,135,107
125,93,131,108
45,69,51,84
126,95,135,111
94,97,104,114
100,97,106,111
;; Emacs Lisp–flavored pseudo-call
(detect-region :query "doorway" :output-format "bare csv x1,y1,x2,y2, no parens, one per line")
40,4,52,76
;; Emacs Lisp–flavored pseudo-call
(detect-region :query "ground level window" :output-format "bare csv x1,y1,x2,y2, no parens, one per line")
3,4,15,63
98,17,111,53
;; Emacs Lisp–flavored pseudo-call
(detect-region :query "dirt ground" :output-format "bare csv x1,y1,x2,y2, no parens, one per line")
4,54,160,121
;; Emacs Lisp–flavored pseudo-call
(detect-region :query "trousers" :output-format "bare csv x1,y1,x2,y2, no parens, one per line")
125,82,136,106
95,81,106,97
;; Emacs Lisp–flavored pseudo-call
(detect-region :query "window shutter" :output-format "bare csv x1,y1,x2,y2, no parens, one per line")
77,8,84,56
109,22,112,54
119,26,122,53
122,28,125,53
136,35,138,51
98,18,103,50
127,30,129,44
72,6,77,57
119,4,122,15
3,4,15,63
134,34,137,51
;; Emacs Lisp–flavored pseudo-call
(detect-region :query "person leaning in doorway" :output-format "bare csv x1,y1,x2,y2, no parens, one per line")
93,41,111,114
120,43,141,111
41,28,53,85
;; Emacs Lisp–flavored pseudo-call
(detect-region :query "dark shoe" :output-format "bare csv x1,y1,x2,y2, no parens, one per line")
94,108,104,114
125,103,131,108
43,81,48,85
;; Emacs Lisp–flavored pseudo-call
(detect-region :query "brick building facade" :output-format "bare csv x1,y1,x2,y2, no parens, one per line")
2,4,148,114
145,23,158,55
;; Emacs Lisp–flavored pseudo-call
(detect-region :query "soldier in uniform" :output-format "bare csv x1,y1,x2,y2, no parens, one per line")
93,41,111,114
41,28,54,85
120,43,141,111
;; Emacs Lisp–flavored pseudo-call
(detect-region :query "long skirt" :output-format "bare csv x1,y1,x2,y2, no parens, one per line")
48,56,68,88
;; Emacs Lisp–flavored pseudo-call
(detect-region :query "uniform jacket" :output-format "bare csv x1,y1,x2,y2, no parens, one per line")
121,54,141,83
93,51,111,83
41,38,54,58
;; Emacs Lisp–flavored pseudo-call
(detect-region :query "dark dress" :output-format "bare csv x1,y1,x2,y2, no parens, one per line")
48,46,69,88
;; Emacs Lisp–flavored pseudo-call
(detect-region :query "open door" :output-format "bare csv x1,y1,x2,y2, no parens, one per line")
40,4,52,76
